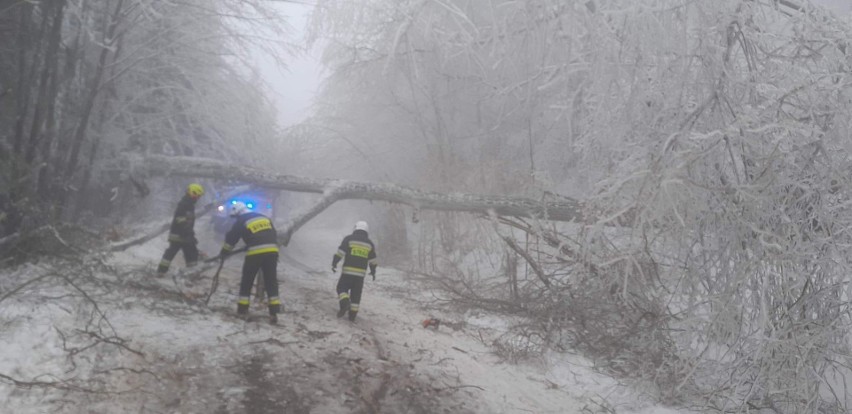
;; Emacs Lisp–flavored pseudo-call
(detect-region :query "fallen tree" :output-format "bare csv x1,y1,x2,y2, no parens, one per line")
129,155,588,244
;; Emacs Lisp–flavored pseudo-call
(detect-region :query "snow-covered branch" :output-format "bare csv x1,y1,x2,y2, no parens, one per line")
133,154,586,223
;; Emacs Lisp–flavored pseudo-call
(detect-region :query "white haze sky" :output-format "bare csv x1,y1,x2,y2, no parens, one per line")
817,0,852,12
255,1,324,127
259,0,851,127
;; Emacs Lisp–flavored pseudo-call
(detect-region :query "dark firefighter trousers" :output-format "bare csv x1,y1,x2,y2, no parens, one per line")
158,241,199,274
238,252,281,315
336,274,364,317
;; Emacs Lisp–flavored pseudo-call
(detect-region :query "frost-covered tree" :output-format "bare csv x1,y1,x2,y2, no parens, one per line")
308,0,852,410
0,0,291,232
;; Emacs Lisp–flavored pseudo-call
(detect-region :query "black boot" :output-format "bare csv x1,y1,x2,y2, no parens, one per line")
348,311,357,322
237,303,249,320
337,297,350,318
269,313,278,325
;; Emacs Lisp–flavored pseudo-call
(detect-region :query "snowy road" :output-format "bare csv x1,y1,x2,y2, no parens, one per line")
0,223,685,413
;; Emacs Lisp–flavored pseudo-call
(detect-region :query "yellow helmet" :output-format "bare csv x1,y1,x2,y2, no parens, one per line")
187,183,204,198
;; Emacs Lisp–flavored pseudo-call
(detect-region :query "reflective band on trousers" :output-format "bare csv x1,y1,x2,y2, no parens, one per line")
350,303,360,311
338,292,350,300
268,296,281,305
238,297,250,305
247,243,279,256
342,266,366,276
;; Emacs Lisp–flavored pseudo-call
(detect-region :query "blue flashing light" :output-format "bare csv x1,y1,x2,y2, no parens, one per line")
225,196,263,211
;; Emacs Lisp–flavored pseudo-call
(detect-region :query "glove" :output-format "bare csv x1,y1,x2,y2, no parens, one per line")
371,273,376,281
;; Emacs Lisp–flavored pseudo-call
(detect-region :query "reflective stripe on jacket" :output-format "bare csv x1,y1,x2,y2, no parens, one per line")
332,230,377,277
222,212,279,256
168,195,197,243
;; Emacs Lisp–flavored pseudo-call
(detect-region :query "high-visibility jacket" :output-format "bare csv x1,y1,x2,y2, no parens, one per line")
168,195,197,243
220,212,279,257
332,229,377,277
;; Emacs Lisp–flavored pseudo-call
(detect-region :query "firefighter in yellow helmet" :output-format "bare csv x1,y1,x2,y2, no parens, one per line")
157,184,204,276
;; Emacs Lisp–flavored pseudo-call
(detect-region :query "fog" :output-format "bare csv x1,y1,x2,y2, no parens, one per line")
251,1,324,127
4,1,852,412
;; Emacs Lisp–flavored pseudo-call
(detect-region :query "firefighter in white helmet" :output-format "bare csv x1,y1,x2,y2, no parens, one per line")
219,201,282,325
331,221,377,321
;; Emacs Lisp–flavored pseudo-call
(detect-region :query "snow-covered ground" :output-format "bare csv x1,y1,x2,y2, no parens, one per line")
0,220,692,413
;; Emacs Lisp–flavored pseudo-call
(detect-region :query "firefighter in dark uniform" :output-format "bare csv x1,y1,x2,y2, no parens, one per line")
332,221,377,322
157,183,204,276
220,201,281,324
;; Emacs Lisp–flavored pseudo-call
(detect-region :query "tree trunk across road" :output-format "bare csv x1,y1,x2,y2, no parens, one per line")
129,154,588,245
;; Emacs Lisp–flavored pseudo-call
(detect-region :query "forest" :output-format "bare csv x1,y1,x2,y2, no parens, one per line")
2,0,852,413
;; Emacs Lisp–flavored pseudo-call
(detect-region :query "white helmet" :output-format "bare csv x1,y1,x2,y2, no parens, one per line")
230,201,249,217
354,221,369,232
